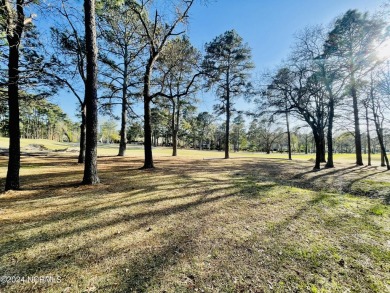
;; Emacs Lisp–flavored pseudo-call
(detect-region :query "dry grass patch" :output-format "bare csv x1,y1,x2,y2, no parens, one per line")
0,152,389,292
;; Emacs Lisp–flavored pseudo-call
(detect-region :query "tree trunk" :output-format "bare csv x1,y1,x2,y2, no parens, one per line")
305,135,308,154
376,127,390,170
320,135,326,163
142,55,154,169
5,39,21,191
285,109,292,160
172,100,177,156
78,104,86,163
82,0,100,184
351,81,363,165
365,104,371,166
380,127,386,167
225,91,230,159
313,132,321,171
143,99,154,168
325,98,335,168
118,95,127,156
118,45,129,157
5,1,25,191
172,129,178,155
237,128,240,152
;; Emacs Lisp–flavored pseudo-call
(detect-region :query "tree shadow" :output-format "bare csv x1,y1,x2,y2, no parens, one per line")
1,154,389,292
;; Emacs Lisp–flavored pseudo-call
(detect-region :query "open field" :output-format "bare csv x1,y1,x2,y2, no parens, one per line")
0,139,389,292
0,136,387,164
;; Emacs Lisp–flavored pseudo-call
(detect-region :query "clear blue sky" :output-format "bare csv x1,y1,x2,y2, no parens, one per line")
188,0,384,68
56,0,386,121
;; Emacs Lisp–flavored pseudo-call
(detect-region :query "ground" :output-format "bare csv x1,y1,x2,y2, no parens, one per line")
0,139,389,292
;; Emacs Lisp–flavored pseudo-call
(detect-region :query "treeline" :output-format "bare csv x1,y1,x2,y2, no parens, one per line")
1,0,390,191
129,108,389,155
0,98,79,141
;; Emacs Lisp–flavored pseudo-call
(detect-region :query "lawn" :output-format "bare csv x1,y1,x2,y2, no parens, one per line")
0,139,389,292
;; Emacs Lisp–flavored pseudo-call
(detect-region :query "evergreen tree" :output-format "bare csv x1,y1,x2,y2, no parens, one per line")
202,30,254,159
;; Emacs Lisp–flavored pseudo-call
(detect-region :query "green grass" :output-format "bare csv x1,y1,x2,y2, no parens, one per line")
0,137,71,151
0,139,389,292
0,136,386,162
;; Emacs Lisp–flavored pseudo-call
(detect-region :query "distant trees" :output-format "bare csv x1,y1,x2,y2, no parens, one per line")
100,120,119,143
127,121,143,143
203,30,254,159
195,111,214,150
19,99,77,141
231,114,246,152
247,117,284,153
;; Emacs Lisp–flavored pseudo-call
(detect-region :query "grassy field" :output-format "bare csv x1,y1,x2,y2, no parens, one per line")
0,138,389,292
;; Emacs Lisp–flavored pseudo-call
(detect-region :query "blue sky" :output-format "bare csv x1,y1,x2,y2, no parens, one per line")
186,0,385,114
55,0,386,122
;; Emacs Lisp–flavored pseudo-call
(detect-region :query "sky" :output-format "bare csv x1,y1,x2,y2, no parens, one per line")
55,0,386,122
185,0,386,113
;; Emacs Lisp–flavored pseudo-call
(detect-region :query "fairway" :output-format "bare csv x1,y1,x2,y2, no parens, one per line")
0,143,389,292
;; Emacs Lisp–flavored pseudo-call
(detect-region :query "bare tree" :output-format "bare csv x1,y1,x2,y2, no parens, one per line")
129,0,195,168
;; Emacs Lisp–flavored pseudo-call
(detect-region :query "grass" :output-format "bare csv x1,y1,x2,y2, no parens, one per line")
0,138,389,292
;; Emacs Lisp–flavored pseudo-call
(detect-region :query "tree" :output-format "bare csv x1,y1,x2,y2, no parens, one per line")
97,0,145,156
369,67,390,169
196,111,214,150
324,10,387,166
247,117,283,154
82,0,99,184
231,113,246,152
257,70,293,159
293,26,347,168
150,106,170,146
130,0,195,169
100,120,119,143
1,0,26,190
127,121,143,143
203,30,254,159
362,97,372,166
18,98,76,140
268,65,328,170
49,0,88,163
155,36,201,156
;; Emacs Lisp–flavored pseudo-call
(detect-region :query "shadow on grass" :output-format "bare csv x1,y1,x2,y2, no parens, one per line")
1,154,389,292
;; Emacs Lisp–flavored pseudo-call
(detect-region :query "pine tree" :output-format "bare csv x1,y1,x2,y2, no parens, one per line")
202,30,254,159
